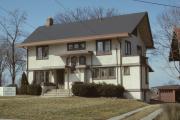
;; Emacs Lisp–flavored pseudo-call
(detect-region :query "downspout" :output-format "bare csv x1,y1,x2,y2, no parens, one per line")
26,48,29,81
67,68,70,96
91,53,93,83
119,42,123,86
116,47,119,85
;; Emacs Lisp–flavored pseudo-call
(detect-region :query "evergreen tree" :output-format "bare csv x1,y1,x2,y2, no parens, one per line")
20,72,29,94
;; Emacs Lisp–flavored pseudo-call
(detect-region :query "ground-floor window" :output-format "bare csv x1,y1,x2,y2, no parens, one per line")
92,67,116,79
33,71,49,84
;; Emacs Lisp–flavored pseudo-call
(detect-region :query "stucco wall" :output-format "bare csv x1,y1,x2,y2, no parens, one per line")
27,34,150,101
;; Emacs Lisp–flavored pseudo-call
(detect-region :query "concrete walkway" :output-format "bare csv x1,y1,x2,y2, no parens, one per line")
140,108,163,120
107,106,148,120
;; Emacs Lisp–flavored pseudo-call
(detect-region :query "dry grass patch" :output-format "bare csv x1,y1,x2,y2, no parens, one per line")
0,96,147,120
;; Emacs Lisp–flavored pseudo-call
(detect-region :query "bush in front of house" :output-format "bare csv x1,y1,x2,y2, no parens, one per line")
27,84,42,95
72,82,124,98
19,72,29,94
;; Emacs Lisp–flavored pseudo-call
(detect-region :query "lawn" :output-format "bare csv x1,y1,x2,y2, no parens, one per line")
0,96,147,120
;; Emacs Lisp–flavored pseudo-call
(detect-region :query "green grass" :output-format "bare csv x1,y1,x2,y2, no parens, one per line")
0,96,147,120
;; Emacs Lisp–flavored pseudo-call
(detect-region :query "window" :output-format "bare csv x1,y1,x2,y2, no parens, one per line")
124,66,130,75
71,56,77,66
125,41,131,55
36,46,49,60
66,57,70,66
92,68,100,79
96,40,111,55
34,71,49,84
67,42,85,51
79,56,86,65
92,67,116,79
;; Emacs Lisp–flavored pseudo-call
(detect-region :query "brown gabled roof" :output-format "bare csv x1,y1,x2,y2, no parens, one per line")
154,85,180,90
19,12,154,48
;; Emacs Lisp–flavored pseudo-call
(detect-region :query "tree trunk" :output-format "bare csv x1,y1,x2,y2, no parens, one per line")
12,42,15,85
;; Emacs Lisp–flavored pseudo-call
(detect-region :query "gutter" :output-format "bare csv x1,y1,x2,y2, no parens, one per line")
17,32,130,48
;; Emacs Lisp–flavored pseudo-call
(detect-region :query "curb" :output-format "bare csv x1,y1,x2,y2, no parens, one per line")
140,108,163,120
107,106,147,120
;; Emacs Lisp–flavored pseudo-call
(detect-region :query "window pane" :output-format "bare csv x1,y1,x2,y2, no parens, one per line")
104,41,111,52
109,67,115,77
97,41,103,52
74,43,79,49
79,42,85,49
71,56,77,66
93,68,100,79
42,46,48,58
79,56,86,65
68,44,73,50
101,68,108,79
37,47,42,59
66,57,70,65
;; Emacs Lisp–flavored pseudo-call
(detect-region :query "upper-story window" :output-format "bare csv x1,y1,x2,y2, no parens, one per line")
96,40,111,55
36,46,49,60
67,42,85,51
125,41,131,55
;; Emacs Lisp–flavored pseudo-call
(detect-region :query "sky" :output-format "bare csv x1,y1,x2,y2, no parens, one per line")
1,0,180,87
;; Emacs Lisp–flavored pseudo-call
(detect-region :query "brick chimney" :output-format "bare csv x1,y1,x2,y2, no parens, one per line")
45,17,53,27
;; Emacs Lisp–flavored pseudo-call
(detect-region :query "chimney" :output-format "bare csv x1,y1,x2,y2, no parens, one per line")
45,17,53,27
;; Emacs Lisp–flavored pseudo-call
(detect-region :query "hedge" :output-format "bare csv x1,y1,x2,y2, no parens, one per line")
27,84,42,95
72,83,124,98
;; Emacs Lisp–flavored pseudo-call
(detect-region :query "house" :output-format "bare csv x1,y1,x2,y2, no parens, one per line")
18,12,154,101
153,85,180,103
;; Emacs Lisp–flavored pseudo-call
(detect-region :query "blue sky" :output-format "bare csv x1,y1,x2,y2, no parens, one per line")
1,0,180,87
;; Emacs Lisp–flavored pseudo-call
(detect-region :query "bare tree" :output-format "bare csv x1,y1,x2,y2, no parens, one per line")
0,10,27,85
156,8,180,79
54,7,120,23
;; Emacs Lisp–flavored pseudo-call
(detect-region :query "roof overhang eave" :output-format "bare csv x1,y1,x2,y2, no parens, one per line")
17,32,130,48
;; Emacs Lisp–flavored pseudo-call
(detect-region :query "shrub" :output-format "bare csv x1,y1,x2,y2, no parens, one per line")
72,83,124,98
27,84,42,95
19,72,29,94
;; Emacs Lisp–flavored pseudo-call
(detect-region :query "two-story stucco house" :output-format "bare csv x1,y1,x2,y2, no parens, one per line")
18,12,154,101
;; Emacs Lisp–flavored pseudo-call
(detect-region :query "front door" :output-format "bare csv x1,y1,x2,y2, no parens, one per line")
56,69,65,89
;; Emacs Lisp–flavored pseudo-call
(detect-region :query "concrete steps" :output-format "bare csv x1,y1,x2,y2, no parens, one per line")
42,89,72,97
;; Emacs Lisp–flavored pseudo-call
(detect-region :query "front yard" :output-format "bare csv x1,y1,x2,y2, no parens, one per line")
0,96,147,120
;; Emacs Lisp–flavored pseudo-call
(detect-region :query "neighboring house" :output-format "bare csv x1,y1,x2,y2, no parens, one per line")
18,12,154,101
153,85,180,103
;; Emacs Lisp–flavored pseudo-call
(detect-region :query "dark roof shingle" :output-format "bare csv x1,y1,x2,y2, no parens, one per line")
23,12,147,44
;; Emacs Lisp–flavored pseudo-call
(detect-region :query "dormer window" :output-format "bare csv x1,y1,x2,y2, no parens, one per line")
67,42,85,51
36,46,49,60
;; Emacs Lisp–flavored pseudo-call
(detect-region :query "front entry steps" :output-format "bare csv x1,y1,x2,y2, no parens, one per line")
42,89,72,97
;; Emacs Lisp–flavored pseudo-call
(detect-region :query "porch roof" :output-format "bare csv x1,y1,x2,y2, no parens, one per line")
59,50,93,57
